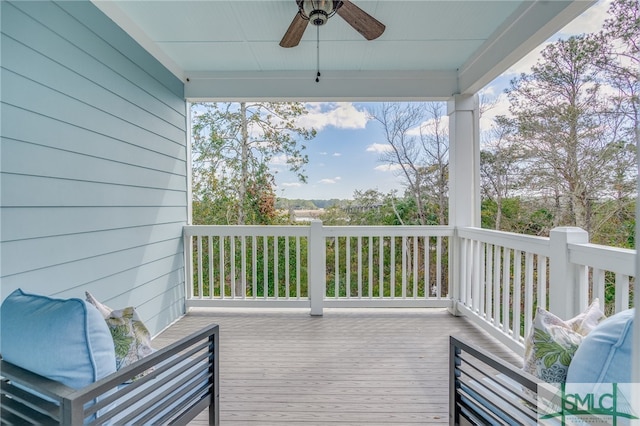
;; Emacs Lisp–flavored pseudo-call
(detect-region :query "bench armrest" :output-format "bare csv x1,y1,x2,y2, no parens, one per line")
449,336,538,426
2,323,219,426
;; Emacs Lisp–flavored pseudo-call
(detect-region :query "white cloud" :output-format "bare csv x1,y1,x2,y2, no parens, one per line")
298,102,369,131
374,164,403,172
332,152,342,157
478,91,511,129
366,143,392,153
319,177,342,184
280,182,303,188
559,0,611,37
270,154,288,166
503,43,552,76
407,116,450,137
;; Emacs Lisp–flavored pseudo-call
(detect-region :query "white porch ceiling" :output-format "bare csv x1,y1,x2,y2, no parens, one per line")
93,0,595,101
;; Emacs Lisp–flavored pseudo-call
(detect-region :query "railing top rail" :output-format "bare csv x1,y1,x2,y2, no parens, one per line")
321,225,454,237
184,225,310,237
457,226,550,255
568,242,636,277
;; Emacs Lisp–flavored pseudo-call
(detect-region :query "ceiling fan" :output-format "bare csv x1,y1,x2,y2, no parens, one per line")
280,0,385,48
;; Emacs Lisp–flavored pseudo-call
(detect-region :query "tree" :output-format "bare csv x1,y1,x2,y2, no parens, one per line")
591,0,638,243
505,35,624,234
192,102,316,225
417,103,449,225
480,117,523,230
369,102,449,225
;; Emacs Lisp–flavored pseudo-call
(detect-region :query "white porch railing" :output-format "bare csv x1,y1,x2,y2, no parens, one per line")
183,222,453,311
183,223,634,356
456,226,635,355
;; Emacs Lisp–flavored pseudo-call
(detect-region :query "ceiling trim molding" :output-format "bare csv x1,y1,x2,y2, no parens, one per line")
457,0,596,94
184,70,458,102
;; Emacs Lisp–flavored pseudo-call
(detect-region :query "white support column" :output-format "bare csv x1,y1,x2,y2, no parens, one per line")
308,220,325,316
448,94,481,228
548,227,589,320
633,126,640,393
185,101,193,226
448,94,480,315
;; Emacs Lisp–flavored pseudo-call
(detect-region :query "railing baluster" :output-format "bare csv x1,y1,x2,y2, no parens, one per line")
424,236,430,298
185,233,194,299
220,236,225,299
537,255,547,311
197,236,203,299
285,236,290,299
230,236,236,298
379,236,384,298
296,236,301,299
413,236,418,299
335,236,339,299
460,238,468,306
478,241,485,317
513,250,522,341
493,245,501,327
593,267,605,306
402,236,407,299
208,236,214,299
502,248,510,334
368,236,373,299
274,236,279,299
436,236,441,299
485,243,493,320
346,237,352,298
358,236,363,298
252,236,257,299
577,264,589,311
615,273,630,312
524,252,534,342
473,240,481,313
241,236,247,299
263,236,268,299
390,236,396,299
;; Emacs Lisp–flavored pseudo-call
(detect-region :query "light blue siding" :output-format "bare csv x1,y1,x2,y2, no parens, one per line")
1,0,188,335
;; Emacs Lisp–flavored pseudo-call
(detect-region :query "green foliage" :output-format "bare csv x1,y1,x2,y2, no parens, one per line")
275,199,319,210
191,102,316,225
324,235,449,298
192,235,309,298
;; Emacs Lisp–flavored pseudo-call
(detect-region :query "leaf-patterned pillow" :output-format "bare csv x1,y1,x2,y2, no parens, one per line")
86,292,155,377
523,299,604,384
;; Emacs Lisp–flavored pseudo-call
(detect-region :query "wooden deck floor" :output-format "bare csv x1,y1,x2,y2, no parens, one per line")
153,308,522,426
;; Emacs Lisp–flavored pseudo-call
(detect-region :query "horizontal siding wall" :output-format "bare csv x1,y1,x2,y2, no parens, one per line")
0,0,188,335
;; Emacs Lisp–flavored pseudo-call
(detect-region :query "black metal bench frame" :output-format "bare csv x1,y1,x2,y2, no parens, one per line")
449,336,539,426
1,323,219,425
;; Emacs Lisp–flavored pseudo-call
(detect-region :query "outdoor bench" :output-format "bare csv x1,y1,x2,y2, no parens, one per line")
450,307,634,425
449,336,539,426
0,289,219,425
1,322,219,425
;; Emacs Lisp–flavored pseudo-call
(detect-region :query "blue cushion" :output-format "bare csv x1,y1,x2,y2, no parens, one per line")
566,308,634,385
0,288,117,389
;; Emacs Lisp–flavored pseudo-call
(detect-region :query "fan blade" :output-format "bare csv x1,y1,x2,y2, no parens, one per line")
336,0,385,40
280,13,309,48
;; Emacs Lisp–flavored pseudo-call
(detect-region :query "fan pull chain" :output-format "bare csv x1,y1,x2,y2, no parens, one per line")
315,24,321,83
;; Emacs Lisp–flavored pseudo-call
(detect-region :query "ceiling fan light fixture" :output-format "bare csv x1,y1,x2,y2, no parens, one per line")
301,0,338,26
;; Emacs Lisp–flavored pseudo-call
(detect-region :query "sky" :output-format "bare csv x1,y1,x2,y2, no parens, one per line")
270,0,613,201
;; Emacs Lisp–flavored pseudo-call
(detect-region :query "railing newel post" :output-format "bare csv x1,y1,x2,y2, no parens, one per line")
549,227,589,319
448,228,462,316
184,228,193,310
309,220,325,316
